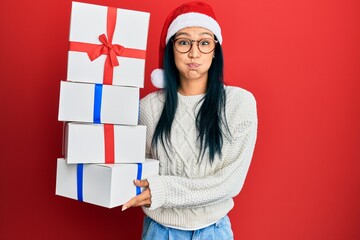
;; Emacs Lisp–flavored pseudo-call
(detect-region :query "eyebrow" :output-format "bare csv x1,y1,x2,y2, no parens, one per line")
175,31,214,38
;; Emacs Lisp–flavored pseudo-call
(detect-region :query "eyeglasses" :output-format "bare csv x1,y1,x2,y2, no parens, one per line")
172,38,218,54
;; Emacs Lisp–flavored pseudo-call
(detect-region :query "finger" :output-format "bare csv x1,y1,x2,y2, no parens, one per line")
122,189,151,211
132,199,151,207
122,197,139,211
132,188,152,207
126,189,149,206
122,196,148,210
134,179,149,187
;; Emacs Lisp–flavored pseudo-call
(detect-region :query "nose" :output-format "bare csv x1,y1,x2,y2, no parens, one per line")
188,42,200,58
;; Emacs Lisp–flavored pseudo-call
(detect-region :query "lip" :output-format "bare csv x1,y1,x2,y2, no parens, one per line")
187,63,200,69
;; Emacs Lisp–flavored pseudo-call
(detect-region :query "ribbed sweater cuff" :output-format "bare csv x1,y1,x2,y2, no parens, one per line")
147,176,165,210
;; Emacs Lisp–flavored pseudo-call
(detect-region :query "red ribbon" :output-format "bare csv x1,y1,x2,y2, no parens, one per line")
69,7,146,85
104,124,115,164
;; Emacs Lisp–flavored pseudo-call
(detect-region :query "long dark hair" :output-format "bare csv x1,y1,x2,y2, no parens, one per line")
152,37,229,163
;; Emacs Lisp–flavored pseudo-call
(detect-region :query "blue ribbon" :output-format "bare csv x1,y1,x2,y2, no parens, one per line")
93,84,103,123
136,163,143,195
77,164,84,202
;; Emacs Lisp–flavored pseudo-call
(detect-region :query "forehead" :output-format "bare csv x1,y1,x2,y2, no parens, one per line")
175,27,214,38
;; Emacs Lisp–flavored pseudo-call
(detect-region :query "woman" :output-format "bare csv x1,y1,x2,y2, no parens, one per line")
122,1,258,239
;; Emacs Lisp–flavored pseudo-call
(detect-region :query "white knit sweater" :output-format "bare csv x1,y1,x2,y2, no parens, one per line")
139,86,258,229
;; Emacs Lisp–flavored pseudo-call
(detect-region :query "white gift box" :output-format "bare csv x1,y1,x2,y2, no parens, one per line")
58,81,139,125
67,1,150,87
64,122,146,164
55,158,159,208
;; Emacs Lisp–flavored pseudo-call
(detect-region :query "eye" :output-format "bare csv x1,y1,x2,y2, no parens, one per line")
199,39,212,46
177,39,190,45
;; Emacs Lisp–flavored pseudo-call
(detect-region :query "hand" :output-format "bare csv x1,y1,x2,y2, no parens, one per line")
122,179,151,211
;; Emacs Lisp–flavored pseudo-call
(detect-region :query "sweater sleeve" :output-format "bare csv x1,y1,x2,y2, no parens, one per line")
147,90,258,210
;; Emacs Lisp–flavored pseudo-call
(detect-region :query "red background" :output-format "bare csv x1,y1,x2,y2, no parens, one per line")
0,0,359,239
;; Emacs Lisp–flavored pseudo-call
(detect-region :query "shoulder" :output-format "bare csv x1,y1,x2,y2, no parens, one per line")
223,85,257,131
223,86,258,141
140,90,165,108
140,90,165,122
224,85,257,111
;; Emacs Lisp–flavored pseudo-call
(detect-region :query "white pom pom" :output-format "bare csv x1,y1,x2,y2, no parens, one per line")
151,69,165,88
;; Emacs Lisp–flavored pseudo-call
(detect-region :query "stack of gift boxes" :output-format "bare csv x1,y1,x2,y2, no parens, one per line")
55,1,159,208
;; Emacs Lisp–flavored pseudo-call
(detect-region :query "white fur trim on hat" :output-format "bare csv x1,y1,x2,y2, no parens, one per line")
151,68,165,88
165,12,222,44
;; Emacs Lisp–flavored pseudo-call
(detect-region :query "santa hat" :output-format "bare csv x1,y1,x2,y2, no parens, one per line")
151,1,223,88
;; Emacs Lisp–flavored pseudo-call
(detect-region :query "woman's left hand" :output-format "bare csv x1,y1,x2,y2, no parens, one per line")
122,179,151,211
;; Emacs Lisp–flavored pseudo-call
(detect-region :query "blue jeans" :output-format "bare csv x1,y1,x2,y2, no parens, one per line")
141,215,234,240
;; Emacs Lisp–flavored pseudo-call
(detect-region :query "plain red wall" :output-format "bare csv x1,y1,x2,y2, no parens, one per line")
0,0,359,239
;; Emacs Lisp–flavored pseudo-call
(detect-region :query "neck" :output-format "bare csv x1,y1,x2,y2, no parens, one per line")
178,76,207,96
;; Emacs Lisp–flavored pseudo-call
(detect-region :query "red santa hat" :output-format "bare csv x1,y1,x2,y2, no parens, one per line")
151,1,223,88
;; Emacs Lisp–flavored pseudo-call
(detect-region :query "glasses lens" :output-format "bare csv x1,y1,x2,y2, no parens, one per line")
174,38,192,53
199,39,216,53
173,38,217,53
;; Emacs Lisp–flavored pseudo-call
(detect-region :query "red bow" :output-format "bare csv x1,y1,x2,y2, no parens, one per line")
68,6,146,85
87,34,124,67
